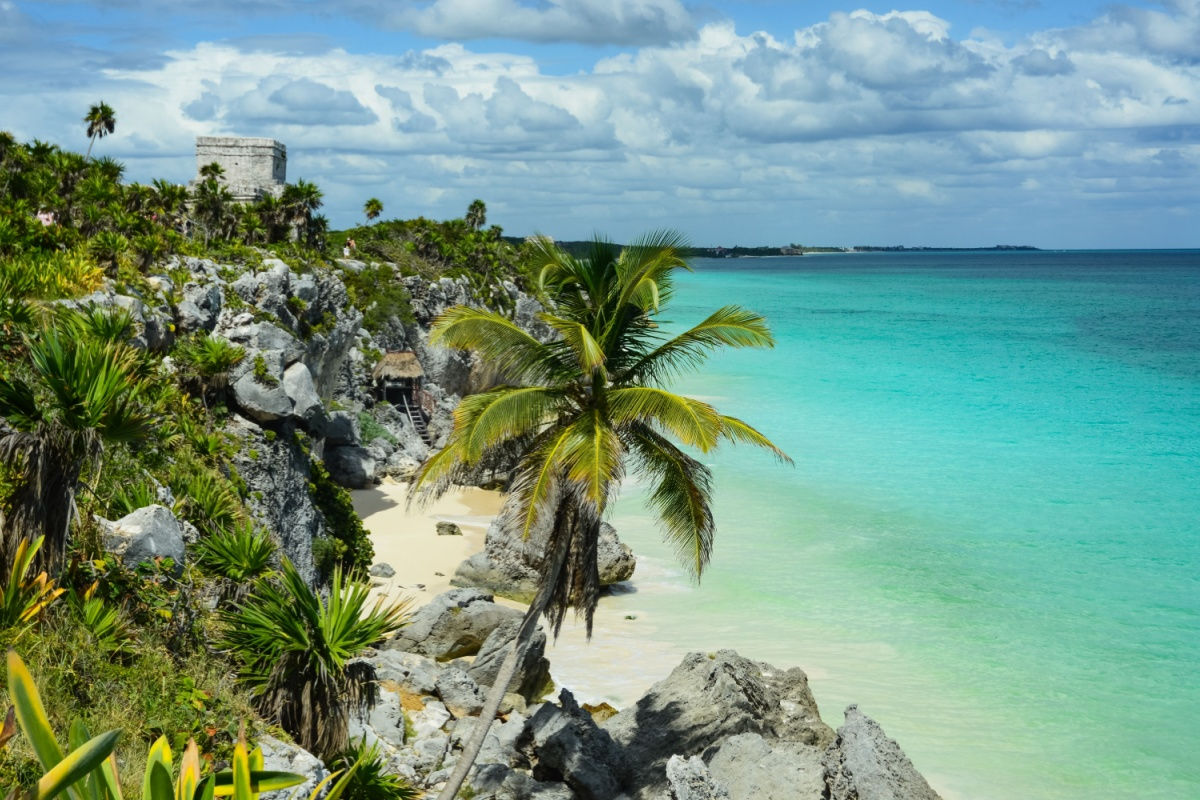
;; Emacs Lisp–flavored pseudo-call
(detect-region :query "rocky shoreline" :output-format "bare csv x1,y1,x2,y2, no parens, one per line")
79,252,941,798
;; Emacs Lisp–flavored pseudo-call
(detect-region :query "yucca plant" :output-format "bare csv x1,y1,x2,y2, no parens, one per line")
0,322,153,580
329,737,420,800
175,470,241,536
67,581,134,657
57,305,135,347
88,231,127,274
196,524,275,583
0,537,64,640
175,336,245,383
3,650,364,800
107,481,157,518
221,560,408,758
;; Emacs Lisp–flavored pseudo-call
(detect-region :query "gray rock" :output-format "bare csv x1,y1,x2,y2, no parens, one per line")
178,283,222,333
706,733,824,800
410,699,452,739
409,732,450,774
468,618,553,703
437,521,463,536
348,684,408,749
232,363,292,423
369,649,442,695
521,689,630,800
452,500,634,602
387,588,523,660
603,651,834,799
257,733,328,800
282,362,327,434
324,445,376,489
666,755,730,800
370,562,396,578
823,706,942,800
99,505,186,575
449,711,527,768
435,667,485,719
223,322,305,367
468,764,575,800
324,410,359,447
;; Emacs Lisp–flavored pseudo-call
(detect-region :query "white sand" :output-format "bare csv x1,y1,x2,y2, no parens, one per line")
352,481,687,707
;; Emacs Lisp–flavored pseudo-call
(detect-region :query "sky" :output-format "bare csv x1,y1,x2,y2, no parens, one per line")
2,0,1199,248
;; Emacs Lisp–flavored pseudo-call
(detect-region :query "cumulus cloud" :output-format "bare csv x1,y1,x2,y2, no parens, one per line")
394,0,697,45
5,2,1199,246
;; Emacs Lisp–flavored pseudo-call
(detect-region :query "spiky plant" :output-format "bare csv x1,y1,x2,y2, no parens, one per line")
196,523,276,583
221,560,408,758
330,737,420,800
413,231,790,800
0,537,64,642
175,469,241,536
0,320,153,579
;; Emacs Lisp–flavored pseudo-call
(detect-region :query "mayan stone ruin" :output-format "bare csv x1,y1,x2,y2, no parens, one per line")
192,136,286,203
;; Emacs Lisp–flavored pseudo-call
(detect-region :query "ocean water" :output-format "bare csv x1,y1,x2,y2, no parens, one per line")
560,251,1200,800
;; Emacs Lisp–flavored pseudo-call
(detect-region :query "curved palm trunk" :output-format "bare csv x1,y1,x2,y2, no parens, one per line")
436,510,573,800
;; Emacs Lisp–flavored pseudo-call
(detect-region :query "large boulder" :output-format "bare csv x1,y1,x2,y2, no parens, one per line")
282,362,328,434
468,618,553,703
386,588,523,660
231,350,292,423
706,733,824,800
822,706,942,800
368,649,442,695
177,282,222,334
520,689,630,800
257,734,328,800
603,650,834,798
666,755,730,800
324,445,376,489
467,764,574,800
435,666,485,719
99,505,186,575
452,506,635,603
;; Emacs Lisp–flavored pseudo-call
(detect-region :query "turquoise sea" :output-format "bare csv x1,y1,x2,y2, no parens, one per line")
590,251,1199,800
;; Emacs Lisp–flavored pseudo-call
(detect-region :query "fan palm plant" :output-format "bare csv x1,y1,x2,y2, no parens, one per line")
362,197,383,225
221,560,408,758
0,320,153,579
413,231,790,799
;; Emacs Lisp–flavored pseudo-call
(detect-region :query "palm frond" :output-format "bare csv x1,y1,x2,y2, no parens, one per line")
718,414,793,464
608,387,722,451
626,424,715,578
618,305,775,384
430,306,564,383
455,385,561,461
560,410,624,509
539,313,606,372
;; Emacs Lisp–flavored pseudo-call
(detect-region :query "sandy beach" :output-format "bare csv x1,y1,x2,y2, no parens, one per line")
351,480,688,707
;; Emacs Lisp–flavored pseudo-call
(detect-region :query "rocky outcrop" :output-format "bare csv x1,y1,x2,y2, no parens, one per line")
666,755,730,800
707,733,824,800
603,650,834,798
453,512,635,603
97,504,186,575
257,733,328,800
468,618,553,703
520,689,630,800
823,706,942,800
386,588,523,660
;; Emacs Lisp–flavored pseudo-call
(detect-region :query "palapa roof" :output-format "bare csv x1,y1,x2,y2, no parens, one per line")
372,351,424,381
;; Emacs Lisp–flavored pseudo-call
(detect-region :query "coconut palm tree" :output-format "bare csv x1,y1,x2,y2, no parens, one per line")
363,197,383,224
465,198,486,231
83,101,116,160
413,231,790,799
0,314,153,579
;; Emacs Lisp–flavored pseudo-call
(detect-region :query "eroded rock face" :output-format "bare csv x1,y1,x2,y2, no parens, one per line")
666,755,730,800
823,706,942,800
452,508,635,603
386,588,523,660
602,650,834,799
324,445,376,489
705,733,825,800
257,734,328,800
98,504,186,575
468,618,553,703
520,689,630,800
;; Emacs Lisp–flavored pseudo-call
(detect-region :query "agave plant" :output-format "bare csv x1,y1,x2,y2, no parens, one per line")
3,649,364,800
329,737,420,800
0,537,64,639
175,469,242,536
196,523,276,583
221,560,408,758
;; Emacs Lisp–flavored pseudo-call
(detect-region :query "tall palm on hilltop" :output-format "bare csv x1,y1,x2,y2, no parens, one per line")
83,101,116,160
413,231,790,800
363,197,383,224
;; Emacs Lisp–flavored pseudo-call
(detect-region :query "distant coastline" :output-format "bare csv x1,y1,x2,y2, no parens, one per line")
505,237,1040,259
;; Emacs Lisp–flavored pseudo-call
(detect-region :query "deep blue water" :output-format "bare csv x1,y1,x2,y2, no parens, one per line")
602,250,1200,800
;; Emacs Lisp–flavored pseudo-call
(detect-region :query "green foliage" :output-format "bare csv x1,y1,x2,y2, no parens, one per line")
356,413,396,446
338,262,414,332
174,335,245,380
251,355,277,388
106,481,157,518
67,582,134,657
221,561,408,757
0,537,64,645
173,469,242,536
329,738,419,800
195,524,275,583
307,461,373,576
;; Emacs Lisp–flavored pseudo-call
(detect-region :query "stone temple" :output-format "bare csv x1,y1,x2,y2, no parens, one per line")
192,136,286,203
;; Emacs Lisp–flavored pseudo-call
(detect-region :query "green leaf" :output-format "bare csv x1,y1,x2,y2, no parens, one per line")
7,650,66,774
145,764,173,800
34,730,120,800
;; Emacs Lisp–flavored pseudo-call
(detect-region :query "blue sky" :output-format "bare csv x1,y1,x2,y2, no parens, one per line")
3,0,1198,247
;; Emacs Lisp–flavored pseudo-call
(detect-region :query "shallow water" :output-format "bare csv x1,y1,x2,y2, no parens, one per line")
551,251,1200,800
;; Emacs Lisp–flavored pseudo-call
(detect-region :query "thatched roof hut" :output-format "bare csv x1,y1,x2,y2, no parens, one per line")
372,351,424,382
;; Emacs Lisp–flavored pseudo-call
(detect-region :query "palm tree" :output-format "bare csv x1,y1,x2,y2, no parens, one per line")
0,315,153,579
413,232,790,799
282,179,323,243
221,560,408,758
363,197,383,224
83,101,116,160
465,199,487,231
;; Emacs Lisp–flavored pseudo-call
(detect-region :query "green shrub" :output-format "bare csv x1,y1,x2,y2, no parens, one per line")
252,354,278,387
340,263,414,332
307,461,373,576
175,334,245,380
357,412,397,446
173,469,241,535
330,737,420,800
108,481,158,518
195,523,276,583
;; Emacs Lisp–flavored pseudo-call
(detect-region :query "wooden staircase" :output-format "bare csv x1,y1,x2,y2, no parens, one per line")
401,394,433,446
